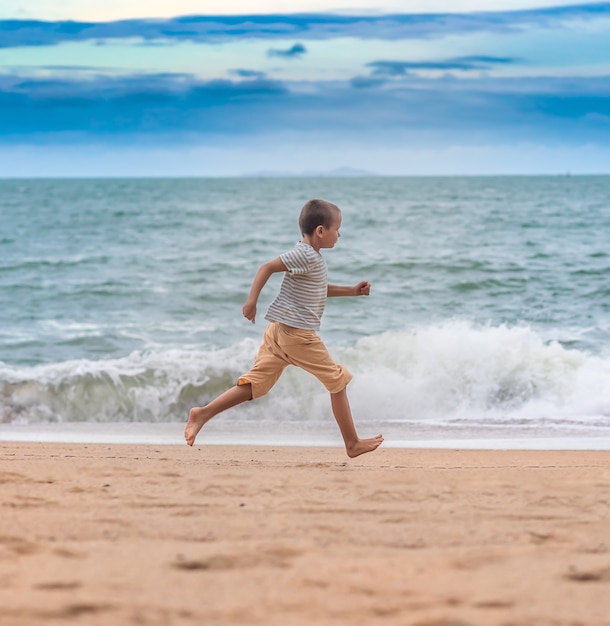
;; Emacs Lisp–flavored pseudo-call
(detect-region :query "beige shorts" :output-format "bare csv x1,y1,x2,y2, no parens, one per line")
237,322,352,399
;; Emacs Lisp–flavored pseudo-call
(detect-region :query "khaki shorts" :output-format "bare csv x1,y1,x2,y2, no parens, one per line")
237,322,352,399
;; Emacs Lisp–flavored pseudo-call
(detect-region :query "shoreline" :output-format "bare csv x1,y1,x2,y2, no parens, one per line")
2,421,610,450
1,443,609,625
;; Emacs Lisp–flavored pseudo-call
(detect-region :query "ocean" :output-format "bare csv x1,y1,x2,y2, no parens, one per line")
1,176,610,448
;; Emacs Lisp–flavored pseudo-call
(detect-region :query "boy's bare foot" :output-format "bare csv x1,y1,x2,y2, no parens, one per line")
346,434,384,458
184,406,211,446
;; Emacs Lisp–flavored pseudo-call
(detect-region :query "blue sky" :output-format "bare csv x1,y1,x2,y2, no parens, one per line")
1,1,609,176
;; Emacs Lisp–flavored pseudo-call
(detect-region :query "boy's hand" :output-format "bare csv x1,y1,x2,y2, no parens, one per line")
354,281,371,296
243,300,257,323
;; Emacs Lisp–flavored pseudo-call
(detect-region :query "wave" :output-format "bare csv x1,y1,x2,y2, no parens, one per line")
345,322,610,430
1,322,610,430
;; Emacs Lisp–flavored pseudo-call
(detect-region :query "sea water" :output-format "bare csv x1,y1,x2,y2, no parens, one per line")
1,176,610,447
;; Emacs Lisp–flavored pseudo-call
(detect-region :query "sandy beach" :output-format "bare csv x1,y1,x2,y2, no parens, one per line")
1,443,609,626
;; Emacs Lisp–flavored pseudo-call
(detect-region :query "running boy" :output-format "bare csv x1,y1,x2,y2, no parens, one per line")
185,199,383,458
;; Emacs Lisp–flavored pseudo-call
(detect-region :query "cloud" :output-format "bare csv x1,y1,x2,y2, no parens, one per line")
0,73,288,138
266,43,307,59
1,4,609,48
230,69,267,78
350,75,387,89
1,70,609,148
368,55,518,75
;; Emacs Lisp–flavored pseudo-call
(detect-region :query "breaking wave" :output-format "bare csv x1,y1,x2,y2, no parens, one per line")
2,322,610,432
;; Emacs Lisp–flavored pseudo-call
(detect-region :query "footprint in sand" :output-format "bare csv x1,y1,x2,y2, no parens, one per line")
564,565,610,582
172,545,301,572
35,581,82,591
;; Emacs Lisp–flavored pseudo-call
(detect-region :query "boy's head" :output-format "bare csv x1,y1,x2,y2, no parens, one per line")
298,199,341,236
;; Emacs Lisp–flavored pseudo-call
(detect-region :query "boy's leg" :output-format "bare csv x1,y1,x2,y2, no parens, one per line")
185,324,289,447
330,387,384,458
185,383,252,446
280,328,383,457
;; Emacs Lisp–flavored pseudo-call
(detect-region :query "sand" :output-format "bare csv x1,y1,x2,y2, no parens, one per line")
1,442,609,626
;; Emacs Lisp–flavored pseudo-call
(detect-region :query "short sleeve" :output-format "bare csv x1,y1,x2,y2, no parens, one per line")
280,245,311,275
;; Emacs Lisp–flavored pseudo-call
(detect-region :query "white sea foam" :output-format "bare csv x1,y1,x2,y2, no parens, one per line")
344,321,610,428
0,340,260,424
1,322,610,438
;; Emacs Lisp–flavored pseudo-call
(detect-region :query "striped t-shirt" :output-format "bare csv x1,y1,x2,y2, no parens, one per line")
265,241,328,330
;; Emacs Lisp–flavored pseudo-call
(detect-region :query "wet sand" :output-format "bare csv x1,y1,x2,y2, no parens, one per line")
1,443,609,625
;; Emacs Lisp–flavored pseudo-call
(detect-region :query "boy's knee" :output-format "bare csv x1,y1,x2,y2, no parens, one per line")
324,365,352,394
236,380,255,400
237,378,272,400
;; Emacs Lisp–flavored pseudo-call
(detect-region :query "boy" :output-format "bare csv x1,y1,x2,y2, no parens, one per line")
185,199,383,458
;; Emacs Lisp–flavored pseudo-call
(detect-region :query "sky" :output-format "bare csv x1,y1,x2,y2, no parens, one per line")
1,1,609,176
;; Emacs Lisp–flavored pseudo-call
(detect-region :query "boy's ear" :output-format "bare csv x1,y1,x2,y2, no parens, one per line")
315,225,324,236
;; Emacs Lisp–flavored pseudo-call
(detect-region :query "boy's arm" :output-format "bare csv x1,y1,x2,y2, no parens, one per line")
327,281,371,297
243,257,288,323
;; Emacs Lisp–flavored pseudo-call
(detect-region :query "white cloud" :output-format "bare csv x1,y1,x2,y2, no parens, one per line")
0,1,599,20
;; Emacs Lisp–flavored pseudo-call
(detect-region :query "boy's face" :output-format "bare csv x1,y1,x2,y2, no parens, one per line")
319,211,342,249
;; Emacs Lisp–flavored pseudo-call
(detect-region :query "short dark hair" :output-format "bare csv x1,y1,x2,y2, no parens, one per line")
298,199,341,236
